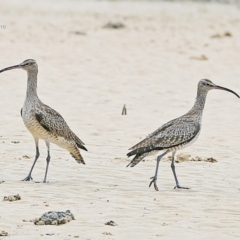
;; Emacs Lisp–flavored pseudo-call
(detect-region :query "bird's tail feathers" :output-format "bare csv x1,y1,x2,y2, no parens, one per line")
126,152,149,167
72,132,88,151
127,145,162,158
76,142,88,151
70,147,85,164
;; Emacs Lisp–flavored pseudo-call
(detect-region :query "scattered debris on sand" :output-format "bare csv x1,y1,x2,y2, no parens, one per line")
224,31,232,37
22,155,30,159
165,153,217,163
0,180,5,184
211,33,222,38
105,220,117,226
33,210,75,225
191,156,217,163
103,22,125,29
190,55,208,60
211,31,232,38
103,232,112,235
3,194,21,202
11,141,20,144
70,31,86,36
46,233,55,236
0,230,8,236
166,153,191,163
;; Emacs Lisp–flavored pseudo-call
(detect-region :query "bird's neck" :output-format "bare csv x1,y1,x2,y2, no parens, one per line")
25,70,39,101
188,90,208,118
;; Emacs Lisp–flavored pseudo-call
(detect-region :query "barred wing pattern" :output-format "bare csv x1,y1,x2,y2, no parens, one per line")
35,104,87,151
127,122,200,167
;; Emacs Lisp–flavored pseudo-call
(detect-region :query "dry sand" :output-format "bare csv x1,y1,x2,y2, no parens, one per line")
0,0,240,239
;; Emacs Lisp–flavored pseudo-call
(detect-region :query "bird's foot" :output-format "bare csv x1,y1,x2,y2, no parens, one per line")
149,176,159,191
174,185,190,189
22,175,33,181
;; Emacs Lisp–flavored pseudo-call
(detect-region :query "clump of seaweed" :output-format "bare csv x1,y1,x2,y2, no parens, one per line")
165,153,217,163
0,231,8,236
33,210,75,225
3,194,21,202
191,156,217,163
105,220,117,226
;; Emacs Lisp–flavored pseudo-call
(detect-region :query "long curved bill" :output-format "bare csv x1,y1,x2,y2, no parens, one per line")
0,64,21,73
215,85,240,98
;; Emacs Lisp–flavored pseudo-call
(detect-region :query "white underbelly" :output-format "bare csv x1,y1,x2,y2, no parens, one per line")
24,119,72,149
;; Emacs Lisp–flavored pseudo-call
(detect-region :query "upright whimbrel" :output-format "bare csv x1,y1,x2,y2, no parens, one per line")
0,59,87,182
127,79,239,191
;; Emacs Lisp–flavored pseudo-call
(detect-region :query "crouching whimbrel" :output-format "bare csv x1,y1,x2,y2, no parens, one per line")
127,79,239,191
0,59,87,182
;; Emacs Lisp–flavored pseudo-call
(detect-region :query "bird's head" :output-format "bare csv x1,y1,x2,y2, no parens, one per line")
198,79,239,98
0,59,38,73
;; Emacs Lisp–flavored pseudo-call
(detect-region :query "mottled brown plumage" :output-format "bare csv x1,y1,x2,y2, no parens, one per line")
127,121,200,167
0,59,87,182
127,79,239,191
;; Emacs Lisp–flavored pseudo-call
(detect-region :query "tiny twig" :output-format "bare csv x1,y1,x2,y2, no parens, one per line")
122,104,127,115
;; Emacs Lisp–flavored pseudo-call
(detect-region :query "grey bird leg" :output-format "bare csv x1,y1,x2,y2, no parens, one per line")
149,151,169,191
43,142,50,183
22,138,39,181
171,151,189,189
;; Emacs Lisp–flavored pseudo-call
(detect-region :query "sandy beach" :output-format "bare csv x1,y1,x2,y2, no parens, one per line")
0,0,240,239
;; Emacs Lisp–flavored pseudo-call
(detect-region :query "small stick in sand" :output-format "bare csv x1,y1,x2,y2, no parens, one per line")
122,104,127,115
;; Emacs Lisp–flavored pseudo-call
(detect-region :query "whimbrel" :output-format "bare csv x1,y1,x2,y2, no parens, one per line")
0,59,87,182
127,79,239,191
